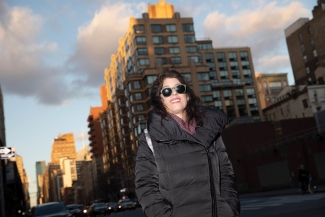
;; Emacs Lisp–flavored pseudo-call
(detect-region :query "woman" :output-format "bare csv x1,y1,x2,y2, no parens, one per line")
135,69,240,217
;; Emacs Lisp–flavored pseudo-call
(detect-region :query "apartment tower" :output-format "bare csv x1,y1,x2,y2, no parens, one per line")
285,0,325,85
100,0,263,191
36,161,46,204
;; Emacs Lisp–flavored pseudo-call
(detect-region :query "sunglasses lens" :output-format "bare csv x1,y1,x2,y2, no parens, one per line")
162,88,172,97
175,85,186,94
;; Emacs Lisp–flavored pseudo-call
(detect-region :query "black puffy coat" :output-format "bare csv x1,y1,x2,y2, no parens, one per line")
135,107,240,217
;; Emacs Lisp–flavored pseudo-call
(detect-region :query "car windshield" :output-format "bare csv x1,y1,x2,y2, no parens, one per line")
121,199,132,203
35,203,67,216
67,205,78,209
94,203,106,207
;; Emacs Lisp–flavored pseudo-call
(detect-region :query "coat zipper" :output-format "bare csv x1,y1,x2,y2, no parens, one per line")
156,138,218,217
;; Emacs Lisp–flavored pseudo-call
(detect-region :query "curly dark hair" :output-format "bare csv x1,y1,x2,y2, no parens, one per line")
150,69,205,125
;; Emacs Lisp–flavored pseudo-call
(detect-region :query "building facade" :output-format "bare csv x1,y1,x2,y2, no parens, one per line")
100,0,263,193
255,73,288,109
285,0,325,85
35,161,46,204
50,133,77,165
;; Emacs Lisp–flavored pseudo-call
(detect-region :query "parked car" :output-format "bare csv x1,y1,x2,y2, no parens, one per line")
118,199,136,211
106,202,120,212
76,204,88,216
27,202,71,217
88,202,110,216
66,204,84,217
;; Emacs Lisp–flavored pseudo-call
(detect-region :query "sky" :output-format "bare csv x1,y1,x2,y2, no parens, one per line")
0,0,316,207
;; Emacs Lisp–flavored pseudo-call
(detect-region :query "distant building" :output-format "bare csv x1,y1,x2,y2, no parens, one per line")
14,155,29,208
60,157,77,188
263,85,325,121
36,161,46,204
255,73,288,109
51,133,77,164
285,0,325,85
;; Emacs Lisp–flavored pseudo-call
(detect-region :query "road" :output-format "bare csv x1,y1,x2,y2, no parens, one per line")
240,192,325,217
92,192,325,217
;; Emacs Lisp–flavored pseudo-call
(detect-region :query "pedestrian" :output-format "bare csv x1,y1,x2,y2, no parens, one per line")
135,69,240,217
298,164,309,192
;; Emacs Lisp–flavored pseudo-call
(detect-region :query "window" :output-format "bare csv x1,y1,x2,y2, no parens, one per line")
152,36,163,44
235,89,244,97
182,73,191,82
223,90,232,99
246,88,255,97
134,81,140,89
240,51,248,61
166,24,176,32
167,36,178,44
154,47,165,55
220,70,229,79
144,75,157,85
242,61,250,69
213,91,220,98
151,24,162,33
311,38,314,46
205,53,214,62
138,114,145,121
313,49,318,57
306,67,310,74
214,101,222,108
136,48,148,56
135,36,146,45
199,84,211,92
186,46,198,53
137,104,144,111
187,56,199,63
243,69,251,77
230,61,238,70
302,99,308,108
171,57,181,64
135,93,142,100
248,98,257,105
182,24,194,32
298,33,303,41
218,62,227,70
303,55,307,62
269,82,282,88
184,35,195,43
201,95,213,102
228,52,237,61
137,58,149,66
197,43,212,50
155,58,167,65
197,72,210,81
308,26,312,34
301,44,305,52
169,47,180,54
217,52,226,61
133,25,145,33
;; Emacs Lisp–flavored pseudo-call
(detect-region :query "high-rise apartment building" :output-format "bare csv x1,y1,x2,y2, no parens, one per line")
36,161,46,204
100,0,263,190
255,73,288,109
285,0,325,85
51,133,77,164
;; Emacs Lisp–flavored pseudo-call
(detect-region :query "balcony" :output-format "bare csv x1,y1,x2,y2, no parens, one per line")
212,80,245,89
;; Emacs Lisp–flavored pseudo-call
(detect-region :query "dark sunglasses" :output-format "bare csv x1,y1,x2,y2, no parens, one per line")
160,84,187,97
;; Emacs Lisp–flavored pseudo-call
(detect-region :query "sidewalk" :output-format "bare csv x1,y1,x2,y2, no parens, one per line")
239,184,325,198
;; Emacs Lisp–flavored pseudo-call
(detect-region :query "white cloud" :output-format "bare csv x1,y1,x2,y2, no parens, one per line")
66,2,144,87
202,1,310,74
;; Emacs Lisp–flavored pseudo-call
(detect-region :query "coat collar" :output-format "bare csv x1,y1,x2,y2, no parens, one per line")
147,107,228,145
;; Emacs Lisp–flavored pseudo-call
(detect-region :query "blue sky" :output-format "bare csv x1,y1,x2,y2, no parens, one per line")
0,0,316,206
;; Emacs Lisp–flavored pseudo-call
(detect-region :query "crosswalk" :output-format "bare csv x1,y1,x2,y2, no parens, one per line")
240,192,325,211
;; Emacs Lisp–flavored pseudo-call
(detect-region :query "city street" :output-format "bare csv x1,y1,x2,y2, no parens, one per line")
92,193,325,217
240,192,325,217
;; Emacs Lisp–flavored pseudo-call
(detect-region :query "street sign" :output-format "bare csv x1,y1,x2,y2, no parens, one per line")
0,147,15,159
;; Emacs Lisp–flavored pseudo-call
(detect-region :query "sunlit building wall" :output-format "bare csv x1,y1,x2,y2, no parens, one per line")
50,133,77,165
255,73,289,109
102,0,263,190
60,157,77,188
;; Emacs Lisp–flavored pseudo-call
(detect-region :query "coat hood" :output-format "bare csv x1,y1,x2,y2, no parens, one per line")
147,107,228,145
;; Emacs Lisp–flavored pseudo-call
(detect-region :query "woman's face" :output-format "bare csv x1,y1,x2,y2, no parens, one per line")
161,77,189,120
